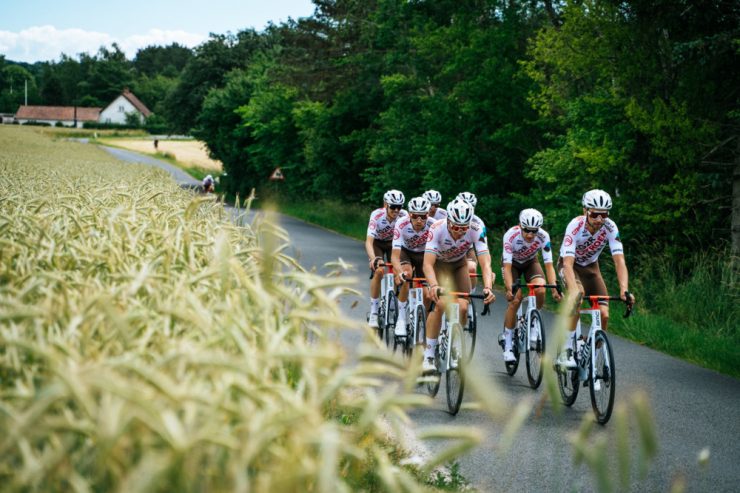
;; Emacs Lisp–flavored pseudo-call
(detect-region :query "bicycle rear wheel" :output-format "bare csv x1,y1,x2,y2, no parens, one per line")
525,310,545,388
463,299,477,362
446,323,466,415
589,331,616,424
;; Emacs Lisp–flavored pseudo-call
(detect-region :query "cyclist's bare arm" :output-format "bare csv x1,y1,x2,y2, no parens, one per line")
422,252,440,303
612,254,633,303
391,248,404,284
561,256,580,300
365,236,378,271
502,262,514,300
476,252,496,304
544,261,562,301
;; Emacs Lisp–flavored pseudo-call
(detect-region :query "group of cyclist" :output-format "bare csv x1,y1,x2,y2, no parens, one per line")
365,188,635,372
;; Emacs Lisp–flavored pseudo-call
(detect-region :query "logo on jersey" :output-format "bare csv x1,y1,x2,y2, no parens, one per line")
564,236,573,247
544,242,551,252
369,221,377,231
505,244,513,254
393,228,400,239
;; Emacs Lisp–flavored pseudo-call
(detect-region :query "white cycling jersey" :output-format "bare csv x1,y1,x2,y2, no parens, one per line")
430,207,448,221
392,217,436,252
502,225,553,264
425,218,489,262
559,216,624,266
472,215,488,247
367,208,408,241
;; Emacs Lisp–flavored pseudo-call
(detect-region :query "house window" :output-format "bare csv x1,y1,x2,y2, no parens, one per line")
119,106,125,112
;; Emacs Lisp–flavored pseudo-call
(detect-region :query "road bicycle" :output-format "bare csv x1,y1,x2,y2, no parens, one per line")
425,290,487,415
367,262,398,345
497,281,561,388
393,277,428,358
463,274,490,362
555,293,633,424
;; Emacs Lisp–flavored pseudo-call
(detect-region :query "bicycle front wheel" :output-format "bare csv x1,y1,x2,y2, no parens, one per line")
377,297,386,341
525,310,545,388
446,323,466,415
411,305,426,357
505,328,520,376
589,331,616,424
385,291,398,348
463,299,477,362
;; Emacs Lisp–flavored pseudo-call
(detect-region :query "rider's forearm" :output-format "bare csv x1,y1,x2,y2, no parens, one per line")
390,249,402,274
614,254,629,294
544,262,557,285
422,254,438,288
502,263,513,290
478,254,494,290
365,237,376,262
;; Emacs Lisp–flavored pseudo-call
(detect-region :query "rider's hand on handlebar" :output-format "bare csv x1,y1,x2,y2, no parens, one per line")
429,285,441,303
505,288,514,302
483,287,495,304
622,291,635,306
551,288,562,302
369,257,382,271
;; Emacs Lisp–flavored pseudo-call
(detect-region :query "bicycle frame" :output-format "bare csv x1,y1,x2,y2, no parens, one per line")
511,282,559,353
406,278,427,347
379,264,395,328
575,297,606,383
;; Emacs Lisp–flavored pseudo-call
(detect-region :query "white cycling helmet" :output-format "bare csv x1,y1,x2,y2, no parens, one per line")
408,197,431,214
383,189,405,206
422,190,442,205
446,199,474,226
457,191,477,208
582,189,612,210
519,208,543,229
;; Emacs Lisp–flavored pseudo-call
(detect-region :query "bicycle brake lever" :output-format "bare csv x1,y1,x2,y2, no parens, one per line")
482,303,490,316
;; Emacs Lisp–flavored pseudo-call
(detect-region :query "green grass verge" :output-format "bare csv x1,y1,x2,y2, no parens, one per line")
275,198,370,240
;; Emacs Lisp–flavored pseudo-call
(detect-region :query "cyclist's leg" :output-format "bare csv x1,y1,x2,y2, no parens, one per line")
580,262,610,331
503,263,523,357
369,240,386,321
523,261,546,308
466,249,478,289
424,263,449,362
452,258,471,327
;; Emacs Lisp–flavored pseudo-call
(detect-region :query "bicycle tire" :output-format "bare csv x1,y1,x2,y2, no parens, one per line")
424,318,441,397
385,291,398,348
525,310,545,388
409,305,426,358
446,323,466,415
505,326,520,376
464,299,477,362
589,331,616,424
556,354,579,406
377,297,386,341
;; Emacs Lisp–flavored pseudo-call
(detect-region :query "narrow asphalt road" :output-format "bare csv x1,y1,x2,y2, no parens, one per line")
108,147,740,492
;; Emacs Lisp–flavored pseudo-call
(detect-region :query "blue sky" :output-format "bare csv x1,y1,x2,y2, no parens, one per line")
0,0,316,63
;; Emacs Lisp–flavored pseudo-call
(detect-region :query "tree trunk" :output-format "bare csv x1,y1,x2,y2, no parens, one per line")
733,136,740,260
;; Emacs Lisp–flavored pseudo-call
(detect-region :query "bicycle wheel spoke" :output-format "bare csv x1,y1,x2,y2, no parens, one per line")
589,332,616,424
526,310,545,388
446,323,465,415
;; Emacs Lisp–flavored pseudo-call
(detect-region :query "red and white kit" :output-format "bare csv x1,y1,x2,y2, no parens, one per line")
367,208,408,241
425,219,489,262
559,216,624,266
502,226,554,264
392,217,436,252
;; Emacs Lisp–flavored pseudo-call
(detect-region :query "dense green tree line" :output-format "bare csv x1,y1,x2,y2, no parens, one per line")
4,0,738,265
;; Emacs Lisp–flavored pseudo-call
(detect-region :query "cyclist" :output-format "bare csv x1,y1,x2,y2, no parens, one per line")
501,208,561,362
557,189,635,367
365,190,407,328
391,197,435,336
456,191,487,288
423,190,447,220
202,175,215,193
422,199,495,372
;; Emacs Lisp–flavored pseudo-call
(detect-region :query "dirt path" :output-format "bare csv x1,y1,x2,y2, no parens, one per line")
99,139,223,172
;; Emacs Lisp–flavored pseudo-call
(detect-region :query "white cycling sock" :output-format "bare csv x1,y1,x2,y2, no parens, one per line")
425,338,438,358
370,298,379,313
504,327,513,348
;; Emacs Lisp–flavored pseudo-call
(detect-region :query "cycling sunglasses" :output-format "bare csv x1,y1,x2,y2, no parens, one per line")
521,227,538,234
588,210,609,219
410,214,428,220
448,223,470,233
388,204,403,211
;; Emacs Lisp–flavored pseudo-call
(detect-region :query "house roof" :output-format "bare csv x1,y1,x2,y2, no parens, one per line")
15,105,101,121
121,89,152,117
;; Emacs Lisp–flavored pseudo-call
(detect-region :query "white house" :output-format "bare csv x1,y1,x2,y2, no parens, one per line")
14,89,152,127
98,89,152,125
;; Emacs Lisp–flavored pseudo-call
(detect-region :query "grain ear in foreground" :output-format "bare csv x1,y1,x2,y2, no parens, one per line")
0,127,461,492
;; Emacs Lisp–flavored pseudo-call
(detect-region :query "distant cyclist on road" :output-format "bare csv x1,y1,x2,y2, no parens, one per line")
423,190,447,221
557,189,635,367
391,197,436,337
365,190,407,328
422,199,495,372
202,175,215,193
501,208,561,362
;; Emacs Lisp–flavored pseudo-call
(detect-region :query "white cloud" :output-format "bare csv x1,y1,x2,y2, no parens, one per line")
0,26,207,63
